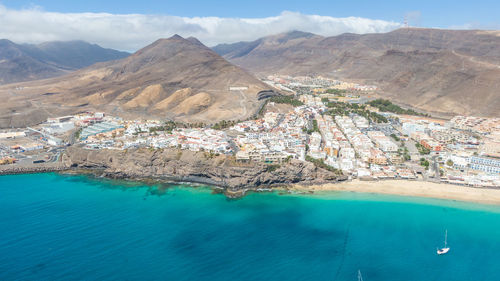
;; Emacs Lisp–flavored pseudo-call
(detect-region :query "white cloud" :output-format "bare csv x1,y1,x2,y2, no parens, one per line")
0,6,401,51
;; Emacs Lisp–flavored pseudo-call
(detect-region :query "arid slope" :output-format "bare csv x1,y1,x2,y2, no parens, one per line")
0,35,270,128
214,29,500,117
0,39,129,84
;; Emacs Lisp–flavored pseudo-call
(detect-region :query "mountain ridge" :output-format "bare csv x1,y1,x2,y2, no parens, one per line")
0,35,271,128
0,39,129,84
213,28,500,117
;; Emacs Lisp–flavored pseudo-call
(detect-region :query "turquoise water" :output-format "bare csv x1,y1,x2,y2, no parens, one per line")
1,173,500,280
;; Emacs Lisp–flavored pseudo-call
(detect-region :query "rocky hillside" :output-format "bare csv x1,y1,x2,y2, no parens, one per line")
62,147,342,193
0,39,129,84
0,35,272,128
214,28,500,117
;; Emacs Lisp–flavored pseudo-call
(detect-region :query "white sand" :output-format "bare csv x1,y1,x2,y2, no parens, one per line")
290,180,500,205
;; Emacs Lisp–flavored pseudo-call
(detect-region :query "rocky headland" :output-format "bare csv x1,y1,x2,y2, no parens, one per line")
61,147,345,196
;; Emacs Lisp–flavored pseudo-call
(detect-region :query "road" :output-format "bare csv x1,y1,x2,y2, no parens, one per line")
68,128,80,145
452,50,500,70
237,90,248,117
432,155,440,180
404,139,419,155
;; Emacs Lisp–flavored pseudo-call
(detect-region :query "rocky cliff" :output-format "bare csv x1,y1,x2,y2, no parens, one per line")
62,147,343,193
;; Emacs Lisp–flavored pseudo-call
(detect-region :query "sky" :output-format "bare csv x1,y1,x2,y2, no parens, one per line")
0,0,499,51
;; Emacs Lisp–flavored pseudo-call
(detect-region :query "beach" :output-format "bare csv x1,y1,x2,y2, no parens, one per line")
291,180,500,205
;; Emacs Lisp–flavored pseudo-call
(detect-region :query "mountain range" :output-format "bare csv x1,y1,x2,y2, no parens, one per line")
0,35,270,128
0,39,129,84
0,28,499,128
214,29,500,117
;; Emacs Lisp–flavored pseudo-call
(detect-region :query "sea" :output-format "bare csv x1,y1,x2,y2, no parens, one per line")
1,173,500,281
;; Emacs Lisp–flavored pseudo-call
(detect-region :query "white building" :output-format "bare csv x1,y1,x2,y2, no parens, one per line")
42,122,75,135
402,122,426,136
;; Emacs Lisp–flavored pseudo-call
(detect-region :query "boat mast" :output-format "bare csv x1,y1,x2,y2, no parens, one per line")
444,230,448,248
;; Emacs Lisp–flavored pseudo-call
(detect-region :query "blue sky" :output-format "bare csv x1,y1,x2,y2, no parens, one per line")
2,0,499,29
0,0,498,50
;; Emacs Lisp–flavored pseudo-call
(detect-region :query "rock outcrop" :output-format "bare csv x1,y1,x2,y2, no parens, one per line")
63,147,343,192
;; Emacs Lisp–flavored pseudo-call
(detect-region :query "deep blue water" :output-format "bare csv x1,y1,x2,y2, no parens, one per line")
1,173,500,280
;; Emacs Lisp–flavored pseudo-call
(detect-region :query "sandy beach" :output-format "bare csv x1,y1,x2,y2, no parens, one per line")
291,180,500,205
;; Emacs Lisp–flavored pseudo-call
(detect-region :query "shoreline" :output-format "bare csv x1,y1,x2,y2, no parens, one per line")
2,165,500,205
289,179,500,205
0,163,68,176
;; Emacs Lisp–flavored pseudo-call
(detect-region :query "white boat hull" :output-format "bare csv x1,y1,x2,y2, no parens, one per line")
437,247,450,255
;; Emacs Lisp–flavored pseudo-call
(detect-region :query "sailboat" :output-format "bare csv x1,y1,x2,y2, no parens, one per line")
437,230,450,255
358,270,364,281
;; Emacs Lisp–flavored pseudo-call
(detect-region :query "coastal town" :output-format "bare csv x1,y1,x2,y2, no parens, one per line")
1,75,499,188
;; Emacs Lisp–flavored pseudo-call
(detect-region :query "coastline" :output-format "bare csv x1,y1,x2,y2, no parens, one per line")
0,163,68,175
289,179,500,205
3,165,500,205
2,146,499,205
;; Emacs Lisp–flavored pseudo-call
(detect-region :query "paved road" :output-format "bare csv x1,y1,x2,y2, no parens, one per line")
68,128,79,145
404,139,419,155
432,155,440,179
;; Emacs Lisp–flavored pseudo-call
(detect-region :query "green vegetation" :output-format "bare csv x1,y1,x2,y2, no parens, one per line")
149,121,177,133
325,89,347,95
420,158,430,170
257,100,268,118
390,133,400,142
362,111,388,123
312,120,319,133
255,96,303,119
74,128,82,140
398,146,411,161
203,151,219,159
148,121,212,133
446,159,454,167
324,101,388,123
304,119,320,135
184,122,206,128
268,95,304,106
212,120,238,130
306,155,343,175
403,147,411,161
415,142,431,155
368,99,428,116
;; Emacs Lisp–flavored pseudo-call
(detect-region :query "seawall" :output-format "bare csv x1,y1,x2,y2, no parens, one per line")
0,163,68,176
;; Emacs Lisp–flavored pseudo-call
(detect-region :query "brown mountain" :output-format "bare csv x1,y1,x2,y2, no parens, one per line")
0,35,270,128
213,29,500,117
0,39,129,85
